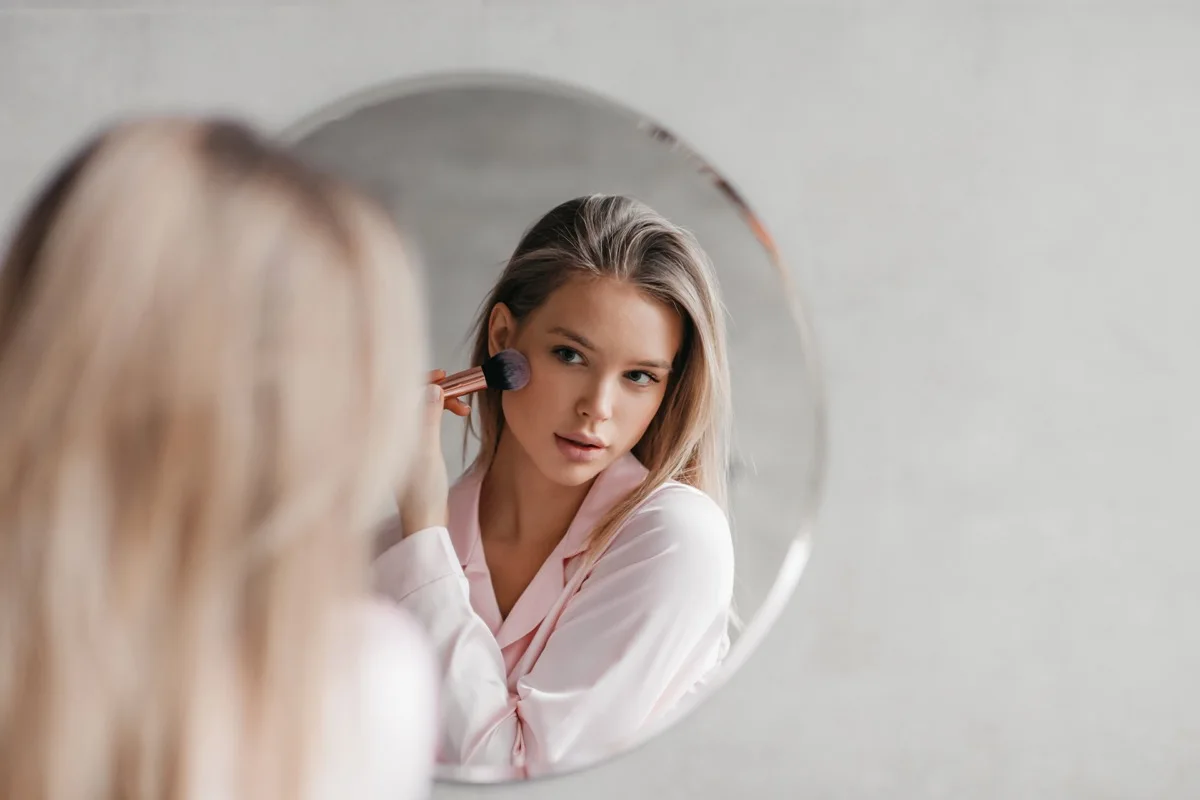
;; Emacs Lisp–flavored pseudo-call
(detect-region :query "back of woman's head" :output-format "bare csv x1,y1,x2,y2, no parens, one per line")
0,118,426,800
468,194,731,556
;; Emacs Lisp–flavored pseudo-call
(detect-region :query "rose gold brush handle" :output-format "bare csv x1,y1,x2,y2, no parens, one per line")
437,366,487,399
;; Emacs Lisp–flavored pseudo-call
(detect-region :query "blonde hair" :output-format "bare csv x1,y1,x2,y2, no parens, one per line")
467,194,731,559
0,118,426,800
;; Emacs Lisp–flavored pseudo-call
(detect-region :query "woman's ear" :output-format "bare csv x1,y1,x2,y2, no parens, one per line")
487,303,515,357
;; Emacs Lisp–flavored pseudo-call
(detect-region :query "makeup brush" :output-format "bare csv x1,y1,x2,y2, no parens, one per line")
437,348,531,399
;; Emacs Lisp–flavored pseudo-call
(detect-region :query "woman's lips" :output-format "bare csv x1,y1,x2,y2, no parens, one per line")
555,434,607,463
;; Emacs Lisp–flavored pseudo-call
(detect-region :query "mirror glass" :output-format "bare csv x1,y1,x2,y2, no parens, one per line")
286,74,823,783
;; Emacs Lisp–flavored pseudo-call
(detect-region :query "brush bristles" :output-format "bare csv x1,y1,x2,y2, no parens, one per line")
481,348,531,391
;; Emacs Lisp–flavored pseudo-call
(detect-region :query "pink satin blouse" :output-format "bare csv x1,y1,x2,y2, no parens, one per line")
373,453,733,777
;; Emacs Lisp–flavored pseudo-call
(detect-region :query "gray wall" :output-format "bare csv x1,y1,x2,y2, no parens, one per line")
2,2,1198,798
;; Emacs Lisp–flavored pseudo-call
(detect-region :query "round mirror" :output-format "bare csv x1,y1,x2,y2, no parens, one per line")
284,73,824,783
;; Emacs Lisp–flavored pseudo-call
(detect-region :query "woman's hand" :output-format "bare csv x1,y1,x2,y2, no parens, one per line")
396,370,470,537
436,369,472,419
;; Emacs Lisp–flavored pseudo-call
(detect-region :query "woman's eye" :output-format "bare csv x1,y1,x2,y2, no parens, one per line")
553,346,584,364
626,371,659,386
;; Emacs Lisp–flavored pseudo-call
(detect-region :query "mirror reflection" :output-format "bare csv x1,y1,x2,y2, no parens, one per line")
289,76,822,782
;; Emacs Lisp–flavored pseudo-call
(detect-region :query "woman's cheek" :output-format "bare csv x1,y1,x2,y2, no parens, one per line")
500,390,529,440
634,394,666,435
503,368,553,432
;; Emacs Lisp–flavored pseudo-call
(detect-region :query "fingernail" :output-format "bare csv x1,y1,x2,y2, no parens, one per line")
427,384,442,404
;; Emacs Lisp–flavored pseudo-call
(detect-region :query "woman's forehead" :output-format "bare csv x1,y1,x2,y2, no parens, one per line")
529,278,682,360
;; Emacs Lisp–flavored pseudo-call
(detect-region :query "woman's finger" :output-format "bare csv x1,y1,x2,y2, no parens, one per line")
425,384,446,428
428,368,446,383
445,396,472,417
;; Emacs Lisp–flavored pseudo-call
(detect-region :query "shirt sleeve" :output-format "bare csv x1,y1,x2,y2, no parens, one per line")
372,484,734,776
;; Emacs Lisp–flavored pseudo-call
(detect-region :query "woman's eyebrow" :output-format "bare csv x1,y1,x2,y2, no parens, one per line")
635,357,673,371
549,326,596,350
549,326,672,371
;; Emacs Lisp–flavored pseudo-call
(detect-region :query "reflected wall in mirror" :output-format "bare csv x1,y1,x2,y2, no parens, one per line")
286,74,823,783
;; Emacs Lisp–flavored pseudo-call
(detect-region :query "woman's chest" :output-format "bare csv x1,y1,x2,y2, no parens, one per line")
481,535,565,619
469,542,590,686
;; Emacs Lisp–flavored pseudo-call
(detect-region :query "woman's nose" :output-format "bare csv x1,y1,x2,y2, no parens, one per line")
577,377,615,422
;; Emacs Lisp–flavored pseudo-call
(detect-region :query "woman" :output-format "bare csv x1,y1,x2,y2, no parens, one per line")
0,118,436,800
374,194,734,776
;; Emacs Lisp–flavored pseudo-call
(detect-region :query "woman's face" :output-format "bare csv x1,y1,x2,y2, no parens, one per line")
490,275,683,488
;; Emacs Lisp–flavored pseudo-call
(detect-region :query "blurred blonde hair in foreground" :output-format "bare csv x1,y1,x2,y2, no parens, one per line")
0,118,428,800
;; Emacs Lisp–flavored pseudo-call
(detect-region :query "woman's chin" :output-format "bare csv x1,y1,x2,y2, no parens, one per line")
538,454,608,488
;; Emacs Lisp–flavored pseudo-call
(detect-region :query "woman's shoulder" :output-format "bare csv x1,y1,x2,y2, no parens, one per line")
352,601,439,740
608,481,733,567
315,601,437,800
631,479,728,529
352,600,436,681
586,480,733,610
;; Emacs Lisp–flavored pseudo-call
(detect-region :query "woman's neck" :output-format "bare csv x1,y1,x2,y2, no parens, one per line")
479,430,594,549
